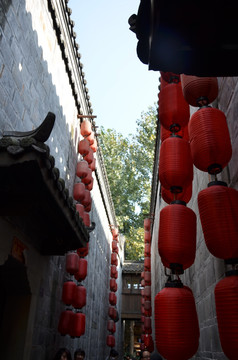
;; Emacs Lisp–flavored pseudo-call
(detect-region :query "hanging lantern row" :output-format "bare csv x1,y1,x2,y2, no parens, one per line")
57,118,98,339
75,119,98,228
180,74,237,358
140,220,154,352
154,72,200,359
106,226,119,349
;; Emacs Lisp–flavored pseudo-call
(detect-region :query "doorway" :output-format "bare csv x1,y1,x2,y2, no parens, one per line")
0,256,31,359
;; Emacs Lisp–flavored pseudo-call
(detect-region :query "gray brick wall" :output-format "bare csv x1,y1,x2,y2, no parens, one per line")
0,1,122,359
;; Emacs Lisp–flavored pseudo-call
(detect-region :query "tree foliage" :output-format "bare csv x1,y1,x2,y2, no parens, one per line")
100,106,157,260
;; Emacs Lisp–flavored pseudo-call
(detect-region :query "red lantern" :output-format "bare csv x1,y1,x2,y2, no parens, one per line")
144,272,151,286
77,243,89,258
141,315,145,323
72,285,86,309
110,265,118,279
144,308,152,317
74,258,88,281
189,107,232,174
154,282,199,360
112,240,118,252
141,279,145,288
159,82,190,132
144,218,151,231
78,138,90,156
107,334,115,348
62,281,76,306
83,212,90,227
144,231,151,243
159,135,193,193
110,278,118,292
144,243,150,257
109,292,117,306
107,319,116,333
76,160,89,179
144,286,151,299
80,119,92,137
58,309,74,335
84,148,94,164
158,201,197,271
90,138,98,153
144,257,151,271
89,157,96,172
66,252,79,275
141,289,145,297
73,183,85,202
144,334,153,349
81,189,91,207
85,178,94,191
76,204,84,218
141,271,145,279
108,306,117,320
81,168,93,185
144,300,151,311
144,317,151,329
215,271,238,360
198,181,238,261
70,312,86,338
181,74,218,107
161,183,192,205
86,131,95,145
84,202,92,213
111,253,118,266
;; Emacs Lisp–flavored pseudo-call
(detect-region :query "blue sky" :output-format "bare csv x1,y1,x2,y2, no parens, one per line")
69,0,160,136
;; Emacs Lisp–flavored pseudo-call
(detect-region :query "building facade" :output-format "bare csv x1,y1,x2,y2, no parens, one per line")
0,0,123,359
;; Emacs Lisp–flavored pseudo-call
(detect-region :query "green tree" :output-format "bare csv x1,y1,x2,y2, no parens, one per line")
100,106,157,260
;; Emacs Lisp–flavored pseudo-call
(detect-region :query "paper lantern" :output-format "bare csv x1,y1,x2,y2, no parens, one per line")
159,135,193,193
78,138,90,156
72,285,86,309
80,119,92,137
76,160,89,178
62,281,76,306
107,319,116,333
70,312,86,338
181,74,218,106
215,271,238,360
159,82,190,132
144,257,151,271
110,278,118,292
107,334,115,348
109,292,117,306
76,203,84,218
66,252,79,275
111,252,118,266
144,243,150,257
198,181,238,261
189,107,232,174
158,201,197,271
74,258,88,281
154,282,199,360
77,243,89,258
73,183,85,202
144,218,151,231
58,309,74,336
144,231,151,243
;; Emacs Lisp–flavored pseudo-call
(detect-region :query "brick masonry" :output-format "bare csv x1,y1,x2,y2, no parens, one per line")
0,0,122,359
